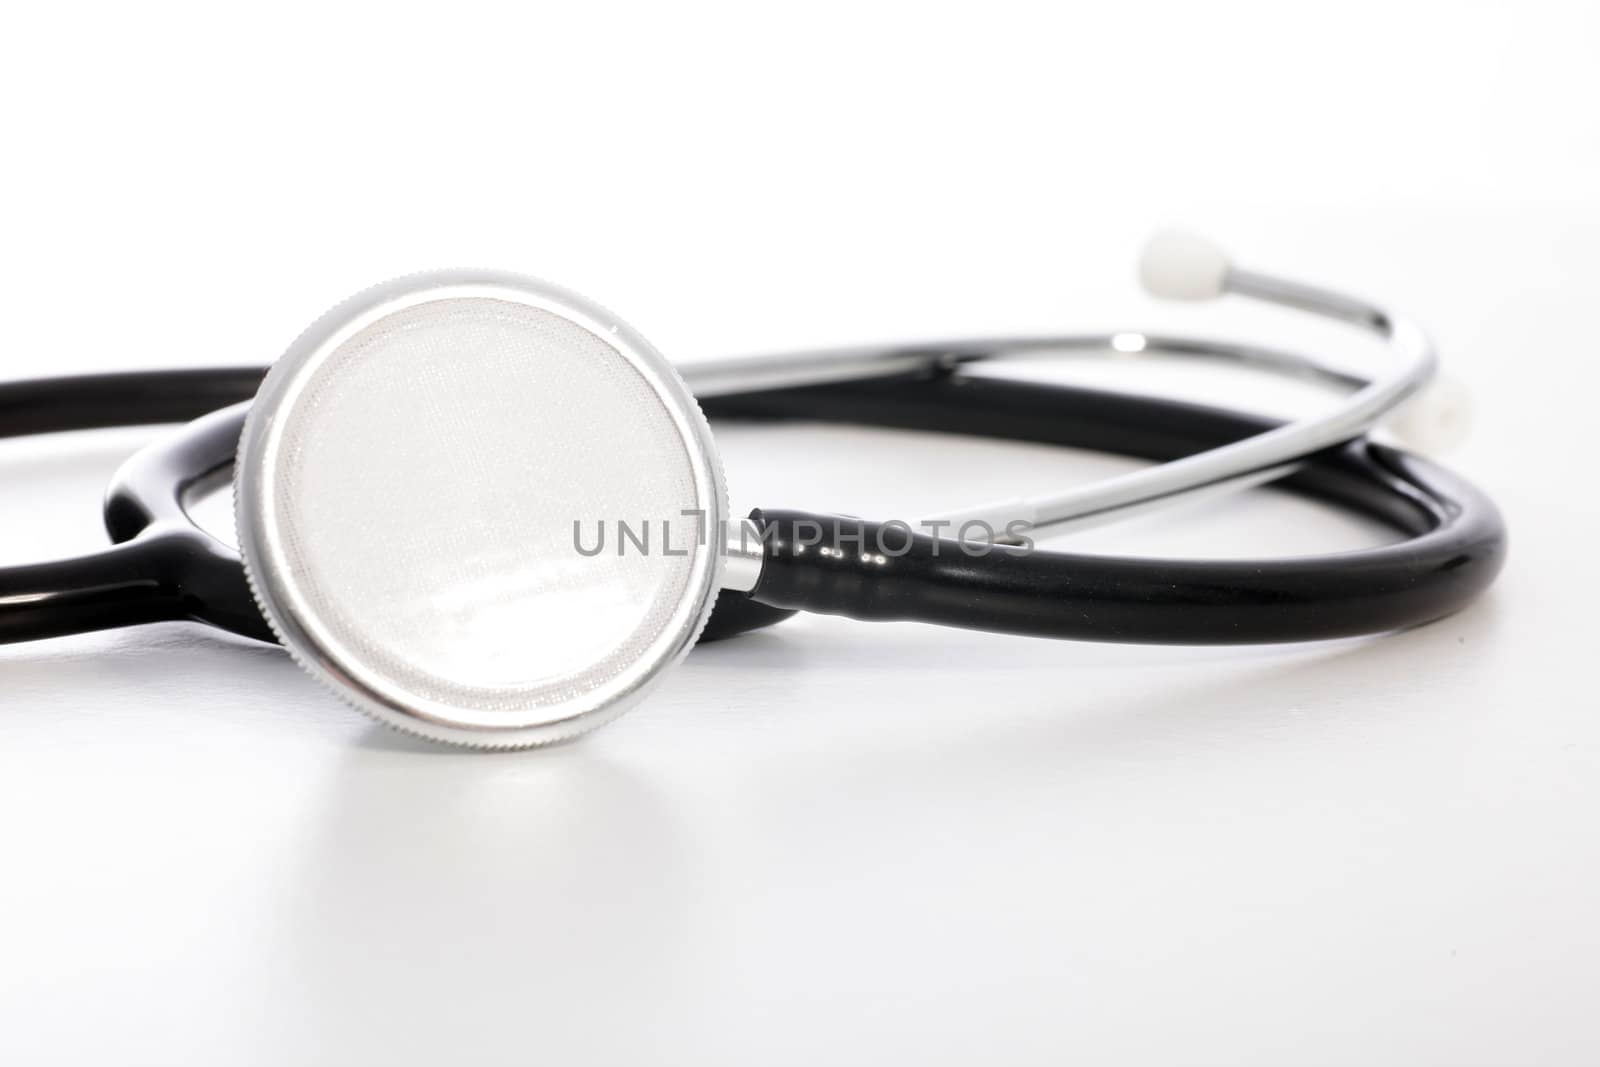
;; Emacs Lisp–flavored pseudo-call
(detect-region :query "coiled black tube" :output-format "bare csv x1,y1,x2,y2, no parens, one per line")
707,374,1505,644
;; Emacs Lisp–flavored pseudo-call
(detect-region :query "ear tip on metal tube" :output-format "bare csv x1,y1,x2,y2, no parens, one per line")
1139,228,1230,301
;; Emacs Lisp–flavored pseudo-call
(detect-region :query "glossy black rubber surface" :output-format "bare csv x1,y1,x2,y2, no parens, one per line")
0,371,270,645
709,373,1506,643
0,368,265,437
0,365,1506,646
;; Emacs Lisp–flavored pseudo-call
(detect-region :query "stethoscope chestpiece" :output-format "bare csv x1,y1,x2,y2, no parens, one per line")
234,271,727,748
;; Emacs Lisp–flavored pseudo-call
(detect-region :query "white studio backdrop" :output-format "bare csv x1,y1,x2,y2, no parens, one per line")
1,2,1597,1065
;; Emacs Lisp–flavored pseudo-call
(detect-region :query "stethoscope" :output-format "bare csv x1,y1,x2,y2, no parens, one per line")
0,231,1505,748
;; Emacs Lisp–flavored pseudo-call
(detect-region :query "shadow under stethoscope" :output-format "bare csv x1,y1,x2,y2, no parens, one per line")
625,587,1503,795
261,735,714,1050
250,592,1506,1052
0,535,1504,1054
0,427,1509,1045
255,632,827,1045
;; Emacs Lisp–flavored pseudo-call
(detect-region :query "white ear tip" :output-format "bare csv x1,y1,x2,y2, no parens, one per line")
1388,375,1474,454
1139,229,1231,300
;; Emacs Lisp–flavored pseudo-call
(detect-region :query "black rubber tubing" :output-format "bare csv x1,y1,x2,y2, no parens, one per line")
703,371,1506,644
0,367,1505,646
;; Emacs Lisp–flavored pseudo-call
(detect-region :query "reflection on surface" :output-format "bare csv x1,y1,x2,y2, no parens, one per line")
264,741,705,1057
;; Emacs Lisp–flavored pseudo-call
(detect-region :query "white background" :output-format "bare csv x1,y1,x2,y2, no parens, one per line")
2,2,1597,1064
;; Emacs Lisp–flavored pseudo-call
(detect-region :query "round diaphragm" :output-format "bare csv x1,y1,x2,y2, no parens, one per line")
235,270,726,748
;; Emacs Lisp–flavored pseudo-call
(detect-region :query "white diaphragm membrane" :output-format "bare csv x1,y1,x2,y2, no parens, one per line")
235,271,726,748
